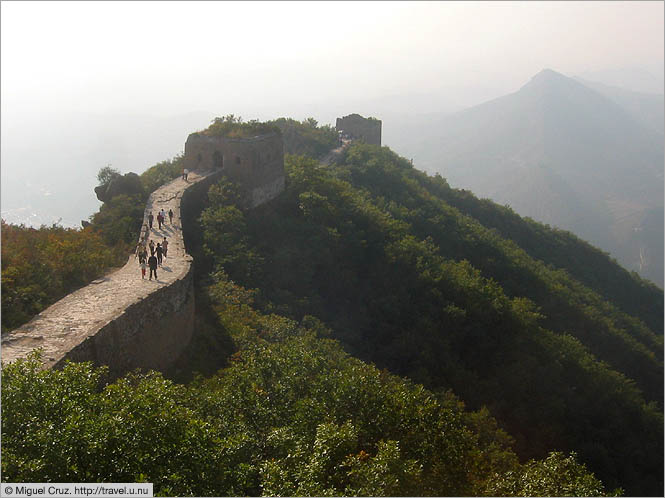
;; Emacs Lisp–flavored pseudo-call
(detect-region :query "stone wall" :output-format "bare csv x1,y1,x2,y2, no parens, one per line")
336,114,382,146
55,266,195,380
180,169,225,256
250,175,286,208
182,132,285,207
3,133,287,380
57,172,231,380
2,171,217,381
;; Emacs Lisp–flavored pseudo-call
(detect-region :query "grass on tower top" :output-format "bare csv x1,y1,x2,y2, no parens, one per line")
199,115,281,139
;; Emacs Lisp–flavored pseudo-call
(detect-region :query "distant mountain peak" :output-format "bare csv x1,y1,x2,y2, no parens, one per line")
533,68,563,79
405,65,664,285
523,68,573,90
520,68,612,104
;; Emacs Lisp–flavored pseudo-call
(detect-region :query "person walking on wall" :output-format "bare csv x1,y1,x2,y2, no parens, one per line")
156,243,163,267
160,208,167,224
141,224,149,246
157,212,163,230
183,168,189,181
139,246,148,266
139,258,147,279
149,239,156,256
148,253,158,280
168,208,174,224
162,237,169,259
148,212,154,229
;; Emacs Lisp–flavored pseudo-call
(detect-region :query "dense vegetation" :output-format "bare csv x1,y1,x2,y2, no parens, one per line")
268,117,338,158
90,157,183,247
196,115,337,158
1,157,183,332
0,221,126,332
333,146,663,403
3,120,662,496
2,273,617,496
200,115,281,139
429,186,663,333
197,146,663,495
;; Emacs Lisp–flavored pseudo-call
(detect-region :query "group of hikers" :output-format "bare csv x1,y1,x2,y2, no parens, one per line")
134,167,192,281
136,207,174,280
147,208,173,230
136,237,169,280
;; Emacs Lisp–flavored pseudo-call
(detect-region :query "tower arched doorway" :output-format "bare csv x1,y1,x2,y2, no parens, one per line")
212,150,223,169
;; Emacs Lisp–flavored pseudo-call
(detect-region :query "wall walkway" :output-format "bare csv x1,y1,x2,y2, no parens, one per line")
1,170,220,379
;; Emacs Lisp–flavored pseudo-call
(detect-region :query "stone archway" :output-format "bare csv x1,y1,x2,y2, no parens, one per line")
212,150,223,169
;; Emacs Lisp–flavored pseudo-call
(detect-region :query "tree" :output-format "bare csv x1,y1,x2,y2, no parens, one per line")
96,165,121,188
485,451,622,497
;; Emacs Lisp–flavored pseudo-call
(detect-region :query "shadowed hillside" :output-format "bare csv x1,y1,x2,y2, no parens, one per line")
197,144,662,495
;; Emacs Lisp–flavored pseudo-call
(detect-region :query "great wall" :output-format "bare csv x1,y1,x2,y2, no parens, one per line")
1,114,381,378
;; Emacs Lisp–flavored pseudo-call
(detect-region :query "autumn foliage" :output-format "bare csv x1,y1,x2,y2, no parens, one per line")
1,221,127,332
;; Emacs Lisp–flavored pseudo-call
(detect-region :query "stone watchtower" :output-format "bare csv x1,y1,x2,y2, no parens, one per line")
182,127,285,208
336,113,382,146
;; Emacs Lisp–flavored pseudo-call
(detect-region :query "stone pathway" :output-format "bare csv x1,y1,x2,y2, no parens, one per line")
1,170,213,369
319,139,351,167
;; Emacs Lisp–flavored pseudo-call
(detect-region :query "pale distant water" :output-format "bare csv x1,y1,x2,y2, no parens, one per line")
1,207,81,229
1,111,217,230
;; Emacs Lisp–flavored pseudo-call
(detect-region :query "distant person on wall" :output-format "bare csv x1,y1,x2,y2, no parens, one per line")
148,253,158,280
149,239,156,256
160,208,167,224
168,208,174,224
148,212,154,229
162,237,168,259
157,212,163,230
156,243,163,266
183,168,189,181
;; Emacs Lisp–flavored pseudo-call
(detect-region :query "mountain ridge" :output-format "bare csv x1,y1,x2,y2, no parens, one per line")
399,69,664,285
195,143,662,495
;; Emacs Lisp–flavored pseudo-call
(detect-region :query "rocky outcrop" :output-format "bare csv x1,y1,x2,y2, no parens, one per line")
95,172,144,203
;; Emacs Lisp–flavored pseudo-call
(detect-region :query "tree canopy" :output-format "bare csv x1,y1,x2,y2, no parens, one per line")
197,145,662,495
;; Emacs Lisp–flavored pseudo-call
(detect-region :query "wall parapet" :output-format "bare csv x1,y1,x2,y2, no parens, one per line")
55,259,195,379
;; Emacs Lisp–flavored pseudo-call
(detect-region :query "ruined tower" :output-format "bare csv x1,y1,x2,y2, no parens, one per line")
336,113,382,146
182,127,285,208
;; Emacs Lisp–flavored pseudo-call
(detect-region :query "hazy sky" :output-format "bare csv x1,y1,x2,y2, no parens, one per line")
1,1,663,226
2,1,663,122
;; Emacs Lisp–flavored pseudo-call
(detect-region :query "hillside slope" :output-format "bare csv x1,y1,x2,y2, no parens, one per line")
573,77,664,136
399,69,664,286
198,144,663,495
